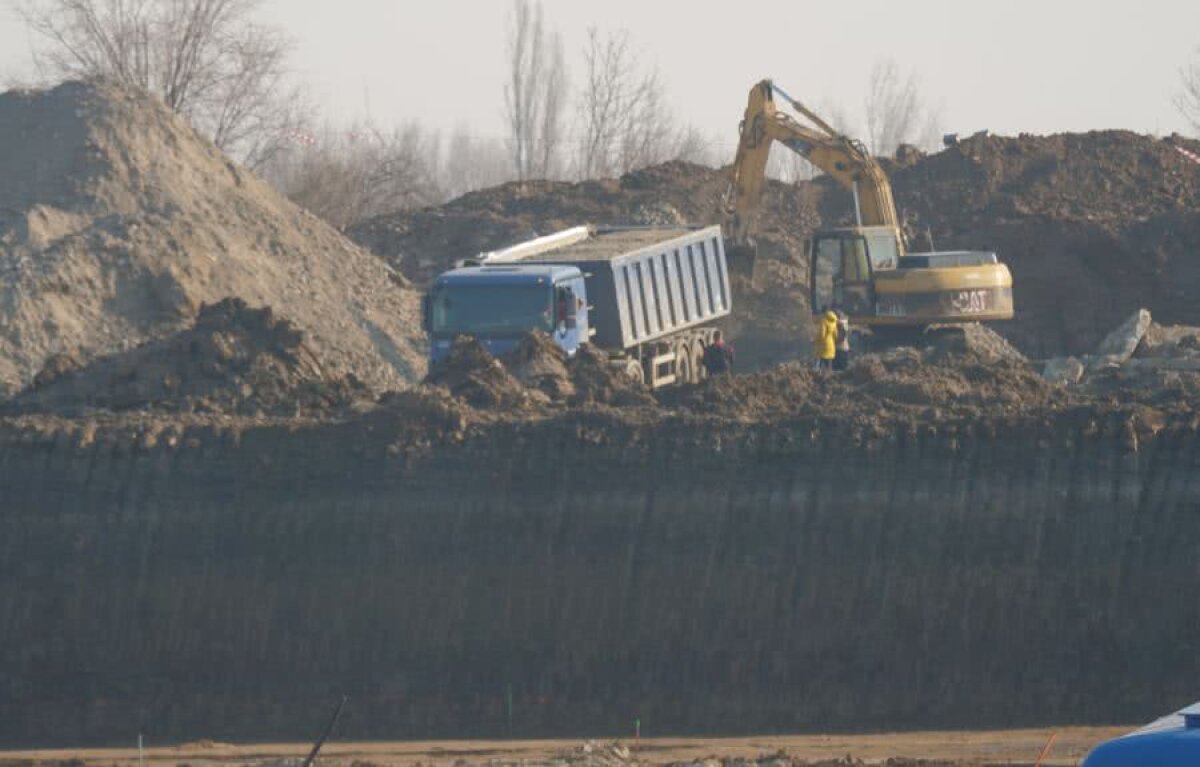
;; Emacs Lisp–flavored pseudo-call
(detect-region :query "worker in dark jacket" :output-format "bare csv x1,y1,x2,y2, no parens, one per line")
702,330,735,376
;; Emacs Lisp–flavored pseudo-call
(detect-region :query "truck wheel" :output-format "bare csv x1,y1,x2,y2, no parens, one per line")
674,343,693,386
623,359,645,386
692,340,708,382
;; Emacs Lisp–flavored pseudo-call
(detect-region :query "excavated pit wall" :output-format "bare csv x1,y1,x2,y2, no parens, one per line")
1,411,1199,745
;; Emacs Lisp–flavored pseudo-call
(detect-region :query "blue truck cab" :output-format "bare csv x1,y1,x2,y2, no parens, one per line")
423,264,588,364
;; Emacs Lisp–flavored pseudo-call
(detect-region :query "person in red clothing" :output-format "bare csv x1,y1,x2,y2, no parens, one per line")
702,330,735,376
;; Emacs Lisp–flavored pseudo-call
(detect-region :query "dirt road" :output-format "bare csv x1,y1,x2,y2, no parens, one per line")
0,728,1129,767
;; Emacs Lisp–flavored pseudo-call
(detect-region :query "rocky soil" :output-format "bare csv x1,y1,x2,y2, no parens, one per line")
350,315,1188,450
6,298,372,417
0,79,426,398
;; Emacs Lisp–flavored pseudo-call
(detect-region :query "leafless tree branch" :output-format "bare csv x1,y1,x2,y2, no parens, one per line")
504,0,566,180
864,58,941,157
1178,49,1200,135
574,27,694,178
264,121,445,231
16,0,305,169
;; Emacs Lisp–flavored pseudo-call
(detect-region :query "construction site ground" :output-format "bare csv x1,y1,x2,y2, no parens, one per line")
0,727,1131,767
3,80,1200,745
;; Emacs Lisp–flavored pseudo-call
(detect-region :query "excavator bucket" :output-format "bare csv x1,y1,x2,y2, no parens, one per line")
724,242,758,285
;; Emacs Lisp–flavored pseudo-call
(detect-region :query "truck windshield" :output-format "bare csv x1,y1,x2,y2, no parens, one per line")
429,283,554,337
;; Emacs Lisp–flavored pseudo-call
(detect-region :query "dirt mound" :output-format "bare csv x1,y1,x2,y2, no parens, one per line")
8,298,371,416
424,336,543,409
889,131,1200,225
502,330,575,400
424,333,655,411
351,161,810,286
568,344,655,407
663,348,1059,424
0,79,426,396
922,323,1028,363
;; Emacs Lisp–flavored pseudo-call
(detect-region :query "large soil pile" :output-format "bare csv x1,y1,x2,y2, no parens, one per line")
6,298,371,417
0,79,427,398
350,162,812,287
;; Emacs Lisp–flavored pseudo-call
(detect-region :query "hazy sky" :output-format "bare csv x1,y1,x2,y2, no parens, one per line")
3,0,1199,153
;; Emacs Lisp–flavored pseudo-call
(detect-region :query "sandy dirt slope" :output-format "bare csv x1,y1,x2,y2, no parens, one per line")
0,80,426,396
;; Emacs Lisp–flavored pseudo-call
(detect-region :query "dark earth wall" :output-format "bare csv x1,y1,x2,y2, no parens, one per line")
1,411,1199,746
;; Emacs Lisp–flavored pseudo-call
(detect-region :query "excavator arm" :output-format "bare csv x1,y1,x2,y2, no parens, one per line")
727,80,901,247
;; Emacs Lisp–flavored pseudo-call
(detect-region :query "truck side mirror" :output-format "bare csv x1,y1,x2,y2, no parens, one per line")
421,294,431,332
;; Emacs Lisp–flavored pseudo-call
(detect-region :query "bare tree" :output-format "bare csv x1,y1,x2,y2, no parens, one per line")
1178,48,1200,135
266,121,443,231
443,127,514,200
863,58,941,157
504,0,566,180
670,125,716,167
575,27,689,178
16,0,304,169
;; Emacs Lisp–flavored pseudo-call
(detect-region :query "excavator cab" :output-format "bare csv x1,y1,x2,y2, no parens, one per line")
809,226,902,319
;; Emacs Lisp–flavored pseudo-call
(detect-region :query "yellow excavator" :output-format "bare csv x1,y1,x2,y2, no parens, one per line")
726,79,1013,330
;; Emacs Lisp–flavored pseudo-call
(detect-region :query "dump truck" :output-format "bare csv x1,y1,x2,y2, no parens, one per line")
422,225,732,388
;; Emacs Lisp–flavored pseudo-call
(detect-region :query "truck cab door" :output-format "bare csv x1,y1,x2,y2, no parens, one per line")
554,279,586,355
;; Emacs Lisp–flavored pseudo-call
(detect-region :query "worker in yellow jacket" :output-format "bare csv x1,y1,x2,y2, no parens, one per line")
813,309,838,371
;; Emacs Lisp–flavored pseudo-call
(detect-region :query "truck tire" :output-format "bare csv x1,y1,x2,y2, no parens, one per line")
692,339,708,382
674,343,693,386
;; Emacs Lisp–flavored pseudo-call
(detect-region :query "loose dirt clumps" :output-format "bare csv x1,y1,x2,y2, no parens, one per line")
424,336,538,410
422,332,655,413
8,298,371,416
663,348,1060,425
923,323,1028,363
567,344,656,407
0,79,426,396
503,331,575,400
